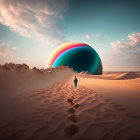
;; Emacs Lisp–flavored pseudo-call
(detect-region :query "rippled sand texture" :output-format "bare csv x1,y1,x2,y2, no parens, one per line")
0,75,140,140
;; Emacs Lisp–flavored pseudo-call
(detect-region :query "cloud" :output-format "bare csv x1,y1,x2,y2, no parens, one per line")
0,41,13,56
128,33,140,46
110,33,140,57
0,41,17,57
85,34,90,39
0,0,69,47
85,34,101,39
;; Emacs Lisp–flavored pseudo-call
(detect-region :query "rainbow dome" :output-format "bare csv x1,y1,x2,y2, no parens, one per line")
47,42,102,75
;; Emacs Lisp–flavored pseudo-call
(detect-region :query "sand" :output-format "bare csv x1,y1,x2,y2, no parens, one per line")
0,64,74,126
0,64,140,140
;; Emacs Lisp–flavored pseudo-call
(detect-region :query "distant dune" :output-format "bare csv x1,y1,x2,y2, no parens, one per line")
81,71,140,80
115,72,140,80
0,63,140,140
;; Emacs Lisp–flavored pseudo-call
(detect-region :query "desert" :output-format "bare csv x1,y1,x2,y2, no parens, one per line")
0,63,140,140
0,0,140,139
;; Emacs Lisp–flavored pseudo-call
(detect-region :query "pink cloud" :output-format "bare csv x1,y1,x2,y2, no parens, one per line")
110,33,140,55
128,33,140,46
0,0,69,47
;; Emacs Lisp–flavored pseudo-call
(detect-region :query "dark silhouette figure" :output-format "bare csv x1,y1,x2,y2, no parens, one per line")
74,76,78,89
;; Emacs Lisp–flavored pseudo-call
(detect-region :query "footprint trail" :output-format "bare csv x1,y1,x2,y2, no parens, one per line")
0,76,140,140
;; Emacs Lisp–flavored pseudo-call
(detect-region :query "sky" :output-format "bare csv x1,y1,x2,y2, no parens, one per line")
0,0,140,71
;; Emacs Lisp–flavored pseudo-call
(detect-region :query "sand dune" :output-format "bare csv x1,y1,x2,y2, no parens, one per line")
81,71,140,80
0,63,74,126
116,72,140,80
0,64,140,140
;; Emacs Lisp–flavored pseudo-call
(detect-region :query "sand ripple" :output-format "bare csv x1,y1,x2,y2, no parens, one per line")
0,77,140,140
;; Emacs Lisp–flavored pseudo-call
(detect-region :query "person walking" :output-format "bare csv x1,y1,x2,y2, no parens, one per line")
74,76,78,89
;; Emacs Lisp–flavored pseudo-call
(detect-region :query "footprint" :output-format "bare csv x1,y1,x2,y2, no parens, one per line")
71,96,74,99
74,104,79,109
68,115,78,123
64,125,79,137
68,108,75,114
74,99,77,102
67,99,73,106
